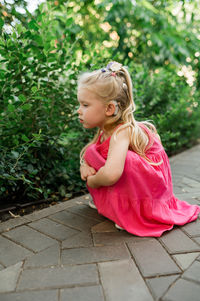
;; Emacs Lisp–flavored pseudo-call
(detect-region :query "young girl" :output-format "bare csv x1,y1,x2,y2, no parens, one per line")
77,61,200,237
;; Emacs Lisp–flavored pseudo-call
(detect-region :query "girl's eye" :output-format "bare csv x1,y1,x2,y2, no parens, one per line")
83,104,88,107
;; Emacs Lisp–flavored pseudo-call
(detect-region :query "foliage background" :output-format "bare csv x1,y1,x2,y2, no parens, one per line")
0,0,200,204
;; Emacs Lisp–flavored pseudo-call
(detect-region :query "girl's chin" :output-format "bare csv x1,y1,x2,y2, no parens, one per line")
83,124,96,129
81,123,89,128
83,125,92,128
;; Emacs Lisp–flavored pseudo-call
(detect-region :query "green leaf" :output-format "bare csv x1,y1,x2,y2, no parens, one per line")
31,86,37,93
66,18,73,27
28,20,39,31
22,175,32,184
22,103,32,110
11,151,19,159
16,23,24,34
12,32,17,39
34,35,43,46
58,184,66,197
27,164,34,172
140,0,158,13
7,104,15,112
19,94,26,102
0,18,4,30
21,134,29,142
35,187,43,193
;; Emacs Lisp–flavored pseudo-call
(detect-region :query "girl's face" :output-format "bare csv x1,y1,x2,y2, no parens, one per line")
77,87,107,129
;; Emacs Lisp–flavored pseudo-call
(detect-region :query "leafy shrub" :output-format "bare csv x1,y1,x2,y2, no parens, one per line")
0,2,85,202
131,65,200,155
0,1,200,205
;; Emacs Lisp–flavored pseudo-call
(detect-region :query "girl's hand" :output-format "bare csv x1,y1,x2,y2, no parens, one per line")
80,163,96,181
87,175,100,189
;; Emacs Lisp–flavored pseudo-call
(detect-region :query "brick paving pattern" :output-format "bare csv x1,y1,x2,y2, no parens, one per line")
0,144,200,300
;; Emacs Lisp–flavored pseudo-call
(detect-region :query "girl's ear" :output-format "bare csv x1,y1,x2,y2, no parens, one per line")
105,102,116,116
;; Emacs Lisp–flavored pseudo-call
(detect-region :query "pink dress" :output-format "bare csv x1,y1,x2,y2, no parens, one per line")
84,124,200,237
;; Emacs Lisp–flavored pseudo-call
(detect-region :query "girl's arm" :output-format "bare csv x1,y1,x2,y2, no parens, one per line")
87,127,130,188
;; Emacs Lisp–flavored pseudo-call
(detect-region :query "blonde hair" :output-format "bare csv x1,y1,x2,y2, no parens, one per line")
78,62,162,166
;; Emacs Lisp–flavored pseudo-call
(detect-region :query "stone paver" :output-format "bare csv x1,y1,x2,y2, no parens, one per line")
62,232,93,249
99,259,154,301
93,231,150,246
0,217,28,234
0,236,33,267
159,228,200,254
0,263,5,271
24,243,60,268
3,225,56,252
29,217,79,241
66,204,105,221
0,262,23,293
17,264,99,291
146,275,179,301
194,237,200,245
182,260,200,284
49,210,100,231
175,192,200,205
0,144,199,300
61,244,130,265
182,176,200,189
0,290,58,301
23,196,89,222
181,218,200,237
172,252,200,270
170,158,200,179
162,278,200,301
128,239,181,277
60,286,105,301
91,220,118,233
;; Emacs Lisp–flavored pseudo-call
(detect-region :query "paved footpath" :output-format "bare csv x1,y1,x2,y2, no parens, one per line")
0,144,200,301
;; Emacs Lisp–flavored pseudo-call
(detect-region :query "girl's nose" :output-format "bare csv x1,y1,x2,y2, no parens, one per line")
77,106,81,114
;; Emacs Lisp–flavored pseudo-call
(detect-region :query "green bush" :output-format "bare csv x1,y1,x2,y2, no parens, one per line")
0,0,200,205
0,2,107,203
132,65,200,155
0,2,84,202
